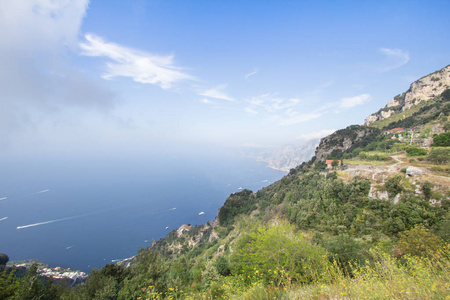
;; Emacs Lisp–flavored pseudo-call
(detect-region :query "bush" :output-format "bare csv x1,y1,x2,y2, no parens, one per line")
432,132,450,147
428,148,450,164
397,224,444,257
230,222,330,285
406,146,427,156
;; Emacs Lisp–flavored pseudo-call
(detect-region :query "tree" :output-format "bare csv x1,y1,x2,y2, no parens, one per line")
214,256,230,276
0,254,8,267
385,174,403,198
421,181,433,200
332,160,340,169
0,268,20,299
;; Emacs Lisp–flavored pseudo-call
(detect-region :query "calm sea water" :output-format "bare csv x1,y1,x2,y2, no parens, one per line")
0,151,285,272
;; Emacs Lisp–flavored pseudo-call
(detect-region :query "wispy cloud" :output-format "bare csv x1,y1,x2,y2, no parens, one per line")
244,90,371,126
244,93,322,125
245,107,258,115
199,84,234,101
378,48,410,71
244,68,259,79
298,129,336,141
80,34,194,89
247,93,301,113
201,98,213,104
339,93,371,108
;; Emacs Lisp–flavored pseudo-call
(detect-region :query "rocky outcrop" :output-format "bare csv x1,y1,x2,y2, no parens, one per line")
406,166,423,177
365,65,450,125
314,125,379,162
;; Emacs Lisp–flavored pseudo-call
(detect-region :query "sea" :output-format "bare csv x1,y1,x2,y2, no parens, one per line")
0,150,286,272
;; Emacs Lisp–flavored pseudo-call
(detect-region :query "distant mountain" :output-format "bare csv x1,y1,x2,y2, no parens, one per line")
241,139,319,171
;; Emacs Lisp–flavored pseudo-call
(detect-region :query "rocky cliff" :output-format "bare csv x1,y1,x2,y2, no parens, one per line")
314,125,379,161
365,65,450,125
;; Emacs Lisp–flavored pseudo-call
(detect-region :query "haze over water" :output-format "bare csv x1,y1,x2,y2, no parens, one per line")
0,150,285,271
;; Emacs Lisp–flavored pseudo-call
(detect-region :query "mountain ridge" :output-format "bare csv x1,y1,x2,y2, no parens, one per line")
365,64,450,126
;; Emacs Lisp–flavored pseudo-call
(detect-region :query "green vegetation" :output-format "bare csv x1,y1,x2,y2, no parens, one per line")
370,89,450,130
0,254,9,266
230,222,329,286
428,148,450,164
406,145,428,156
358,151,391,161
432,131,450,146
1,84,449,299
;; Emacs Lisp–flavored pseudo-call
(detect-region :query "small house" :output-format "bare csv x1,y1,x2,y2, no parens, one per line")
325,160,341,169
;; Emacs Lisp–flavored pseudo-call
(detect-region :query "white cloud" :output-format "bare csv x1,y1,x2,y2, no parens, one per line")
0,0,117,141
378,48,410,71
244,93,320,125
244,68,259,79
201,98,212,104
285,108,298,117
339,94,371,108
245,107,258,115
80,34,194,89
246,94,301,113
199,84,234,101
0,0,88,51
298,129,336,141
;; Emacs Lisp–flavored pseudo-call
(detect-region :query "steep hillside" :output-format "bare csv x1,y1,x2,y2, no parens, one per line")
3,66,449,299
313,125,380,161
365,65,450,126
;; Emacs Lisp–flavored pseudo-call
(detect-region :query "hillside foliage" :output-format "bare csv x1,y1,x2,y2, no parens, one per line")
1,78,449,299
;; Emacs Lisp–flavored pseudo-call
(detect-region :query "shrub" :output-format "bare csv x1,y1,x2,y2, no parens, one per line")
428,148,450,164
432,132,450,147
230,222,330,285
406,146,427,156
397,224,444,257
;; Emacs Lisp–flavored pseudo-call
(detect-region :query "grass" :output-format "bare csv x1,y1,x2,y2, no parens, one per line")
344,159,394,166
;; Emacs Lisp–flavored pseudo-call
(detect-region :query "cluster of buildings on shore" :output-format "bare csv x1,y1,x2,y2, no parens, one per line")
13,264,88,285
38,266,88,283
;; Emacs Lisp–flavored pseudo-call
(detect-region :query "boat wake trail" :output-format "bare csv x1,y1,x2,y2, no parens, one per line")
0,217,7,222
17,215,81,230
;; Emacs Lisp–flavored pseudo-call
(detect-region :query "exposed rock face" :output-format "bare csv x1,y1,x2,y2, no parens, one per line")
406,166,423,177
314,125,378,162
365,65,450,125
176,224,192,237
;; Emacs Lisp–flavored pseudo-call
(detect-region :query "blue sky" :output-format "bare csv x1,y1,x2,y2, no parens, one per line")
1,0,449,158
